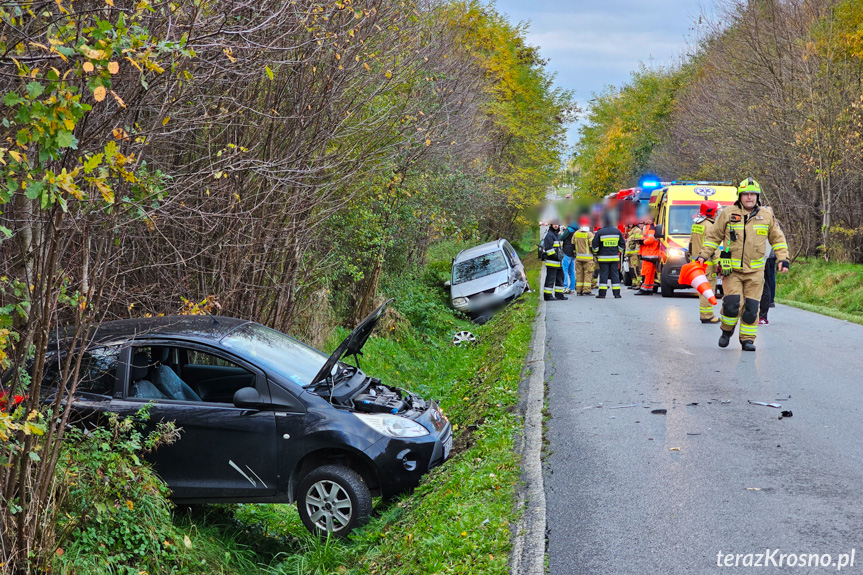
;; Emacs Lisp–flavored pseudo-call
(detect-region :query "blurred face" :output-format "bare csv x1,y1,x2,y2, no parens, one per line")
740,192,758,210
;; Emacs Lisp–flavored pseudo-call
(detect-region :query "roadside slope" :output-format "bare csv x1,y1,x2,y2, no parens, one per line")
774,259,863,326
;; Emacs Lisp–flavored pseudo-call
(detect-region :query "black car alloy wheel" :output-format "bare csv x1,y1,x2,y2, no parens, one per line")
297,464,372,537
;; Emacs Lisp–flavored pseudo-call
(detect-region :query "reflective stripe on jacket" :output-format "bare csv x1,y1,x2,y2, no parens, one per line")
640,223,661,260
688,217,719,265
625,227,642,255
699,205,789,272
574,230,595,261
542,228,562,262
591,226,625,262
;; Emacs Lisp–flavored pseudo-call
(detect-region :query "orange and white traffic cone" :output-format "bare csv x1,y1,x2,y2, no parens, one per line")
679,261,717,305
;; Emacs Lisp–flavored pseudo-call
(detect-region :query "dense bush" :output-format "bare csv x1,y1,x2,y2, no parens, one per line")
0,0,567,568
54,408,182,574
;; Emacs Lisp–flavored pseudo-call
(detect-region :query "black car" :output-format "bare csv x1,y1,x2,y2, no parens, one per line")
47,300,451,536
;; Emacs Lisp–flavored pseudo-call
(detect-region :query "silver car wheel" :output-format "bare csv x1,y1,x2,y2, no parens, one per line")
305,479,353,533
452,331,477,346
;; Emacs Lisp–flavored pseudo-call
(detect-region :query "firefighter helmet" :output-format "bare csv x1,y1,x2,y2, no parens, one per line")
699,200,720,219
737,177,761,195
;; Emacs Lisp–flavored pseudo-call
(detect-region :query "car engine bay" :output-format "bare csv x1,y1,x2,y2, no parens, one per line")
311,366,428,417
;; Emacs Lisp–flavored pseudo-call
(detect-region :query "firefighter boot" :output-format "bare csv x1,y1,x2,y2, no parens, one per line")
718,330,732,348
544,294,555,301
741,340,756,352
613,289,621,298
555,293,569,301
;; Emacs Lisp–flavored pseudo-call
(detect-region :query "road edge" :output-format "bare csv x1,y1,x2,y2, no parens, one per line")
510,278,547,575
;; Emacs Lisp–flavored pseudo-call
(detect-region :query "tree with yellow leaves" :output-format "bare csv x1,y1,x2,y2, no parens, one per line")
0,0,186,569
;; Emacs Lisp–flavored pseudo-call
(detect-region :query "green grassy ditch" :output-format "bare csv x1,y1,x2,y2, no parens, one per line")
774,258,863,326
54,238,541,575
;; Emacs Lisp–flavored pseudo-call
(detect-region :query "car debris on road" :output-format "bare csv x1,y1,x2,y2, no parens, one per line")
748,400,782,408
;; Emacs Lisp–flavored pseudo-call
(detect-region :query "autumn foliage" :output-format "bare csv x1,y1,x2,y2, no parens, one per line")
0,0,569,570
574,0,863,263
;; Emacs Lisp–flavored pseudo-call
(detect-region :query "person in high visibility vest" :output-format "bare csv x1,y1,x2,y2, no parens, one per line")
541,221,567,301
695,178,789,352
591,217,625,299
624,223,642,289
635,217,660,295
688,200,722,323
571,215,595,295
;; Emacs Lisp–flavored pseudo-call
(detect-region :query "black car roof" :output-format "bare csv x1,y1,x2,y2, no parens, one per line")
64,315,252,347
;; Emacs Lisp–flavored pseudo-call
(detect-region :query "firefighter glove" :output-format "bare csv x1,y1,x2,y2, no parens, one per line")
778,260,790,272
719,250,734,276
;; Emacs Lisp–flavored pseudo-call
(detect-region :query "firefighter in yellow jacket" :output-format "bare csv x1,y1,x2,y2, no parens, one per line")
624,223,642,289
688,200,722,323
695,178,789,351
573,215,595,295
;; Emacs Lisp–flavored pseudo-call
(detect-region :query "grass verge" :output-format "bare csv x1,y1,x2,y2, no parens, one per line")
775,258,863,326
56,238,540,575
228,239,541,574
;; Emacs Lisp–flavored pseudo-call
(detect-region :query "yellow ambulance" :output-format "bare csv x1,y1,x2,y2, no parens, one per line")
650,181,738,296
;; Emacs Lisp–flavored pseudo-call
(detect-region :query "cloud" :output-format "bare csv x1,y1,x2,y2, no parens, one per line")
493,0,709,145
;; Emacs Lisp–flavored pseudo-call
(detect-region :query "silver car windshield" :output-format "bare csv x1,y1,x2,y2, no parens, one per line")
453,251,508,284
221,323,329,387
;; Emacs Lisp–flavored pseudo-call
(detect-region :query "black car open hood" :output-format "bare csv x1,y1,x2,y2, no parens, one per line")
308,299,393,387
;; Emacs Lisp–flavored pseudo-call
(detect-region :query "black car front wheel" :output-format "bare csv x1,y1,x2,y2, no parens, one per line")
297,464,372,537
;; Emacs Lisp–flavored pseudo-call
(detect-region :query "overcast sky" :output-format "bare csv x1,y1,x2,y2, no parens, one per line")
492,0,714,150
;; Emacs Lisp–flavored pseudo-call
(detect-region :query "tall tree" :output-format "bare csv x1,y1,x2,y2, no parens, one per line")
575,65,683,198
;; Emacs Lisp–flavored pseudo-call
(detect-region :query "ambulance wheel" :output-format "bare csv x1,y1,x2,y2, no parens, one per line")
660,273,675,297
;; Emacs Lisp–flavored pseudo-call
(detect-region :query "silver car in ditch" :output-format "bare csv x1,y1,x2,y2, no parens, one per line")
446,239,528,318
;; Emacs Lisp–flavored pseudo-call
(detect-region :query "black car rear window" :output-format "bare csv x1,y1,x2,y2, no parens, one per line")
452,251,508,284
220,323,329,387
41,346,120,396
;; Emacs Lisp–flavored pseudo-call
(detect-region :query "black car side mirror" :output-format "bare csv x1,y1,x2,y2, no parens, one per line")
654,224,665,239
233,387,264,409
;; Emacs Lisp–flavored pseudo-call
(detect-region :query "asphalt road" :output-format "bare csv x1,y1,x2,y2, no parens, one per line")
544,285,863,574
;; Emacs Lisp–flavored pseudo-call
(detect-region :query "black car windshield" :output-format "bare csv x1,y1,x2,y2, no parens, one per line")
452,251,507,284
668,205,700,235
221,323,330,387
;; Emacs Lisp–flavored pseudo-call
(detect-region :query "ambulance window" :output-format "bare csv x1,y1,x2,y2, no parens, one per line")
668,206,699,234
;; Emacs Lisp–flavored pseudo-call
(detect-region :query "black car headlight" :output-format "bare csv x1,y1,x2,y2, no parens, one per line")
428,402,447,432
354,413,430,438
